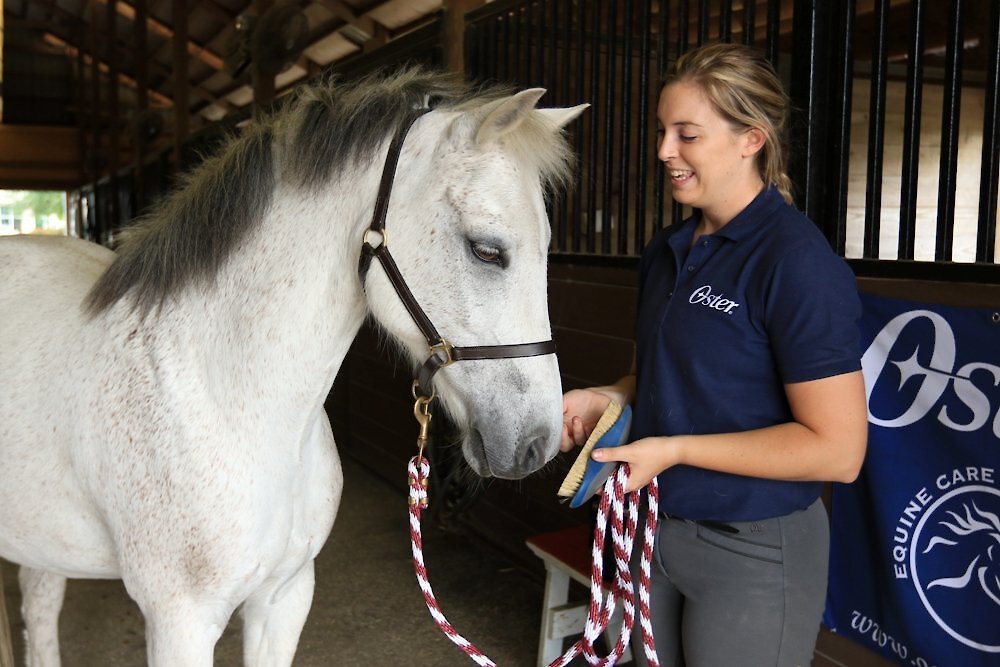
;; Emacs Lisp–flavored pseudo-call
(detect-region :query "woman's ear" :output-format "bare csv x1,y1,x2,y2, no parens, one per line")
742,127,767,157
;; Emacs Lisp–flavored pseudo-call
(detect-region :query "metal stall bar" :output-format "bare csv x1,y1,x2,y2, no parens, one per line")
789,0,832,226
617,0,634,255
573,0,587,252
698,0,710,45
548,0,565,252
600,0,617,255
654,0,670,233
634,0,654,254
898,0,927,260
977,0,1000,262
766,0,780,66
720,0,733,43
586,0,601,253
526,1,537,87
511,4,522,83
742,0,756,46
935,0,965,262
672,0,689,228
863,0,890,259
828,0,857,254
678,0,690,57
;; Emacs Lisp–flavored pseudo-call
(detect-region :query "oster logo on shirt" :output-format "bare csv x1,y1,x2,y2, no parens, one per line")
688,284,741,314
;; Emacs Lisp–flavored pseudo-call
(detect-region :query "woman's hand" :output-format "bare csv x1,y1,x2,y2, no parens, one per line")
591,437,676,493
560,389,615,452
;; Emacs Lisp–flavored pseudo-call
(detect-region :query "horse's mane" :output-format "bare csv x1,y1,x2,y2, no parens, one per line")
85,66,576,316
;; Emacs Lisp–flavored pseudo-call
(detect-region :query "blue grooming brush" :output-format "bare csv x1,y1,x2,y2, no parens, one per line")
557,402,632,508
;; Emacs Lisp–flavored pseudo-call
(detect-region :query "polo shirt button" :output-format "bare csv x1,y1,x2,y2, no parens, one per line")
687,265,695,272
702,239,710,246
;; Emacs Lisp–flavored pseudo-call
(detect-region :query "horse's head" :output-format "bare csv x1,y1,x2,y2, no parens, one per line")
363,87,586,479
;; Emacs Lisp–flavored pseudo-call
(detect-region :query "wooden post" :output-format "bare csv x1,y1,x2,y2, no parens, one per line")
106,0,120,232
172,0,190,170
134,0,149,214
251,0,275,117
0,563,14,667
442,0,483,77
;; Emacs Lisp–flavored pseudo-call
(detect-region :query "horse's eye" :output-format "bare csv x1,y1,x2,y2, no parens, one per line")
471,242,504,266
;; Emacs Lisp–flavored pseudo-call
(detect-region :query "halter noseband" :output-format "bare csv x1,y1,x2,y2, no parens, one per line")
359,108,557,400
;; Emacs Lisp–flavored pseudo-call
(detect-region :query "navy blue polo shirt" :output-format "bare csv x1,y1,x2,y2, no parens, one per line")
633,186,861,522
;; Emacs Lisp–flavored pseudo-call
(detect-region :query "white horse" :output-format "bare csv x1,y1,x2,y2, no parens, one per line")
0,68,586,666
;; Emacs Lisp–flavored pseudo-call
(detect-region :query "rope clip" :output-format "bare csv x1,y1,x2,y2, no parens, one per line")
413,394,433,462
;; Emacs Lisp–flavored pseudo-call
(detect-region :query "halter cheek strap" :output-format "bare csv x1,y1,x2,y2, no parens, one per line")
358,108,557,399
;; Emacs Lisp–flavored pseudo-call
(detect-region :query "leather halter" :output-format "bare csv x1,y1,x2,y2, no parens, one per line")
359,108,557,400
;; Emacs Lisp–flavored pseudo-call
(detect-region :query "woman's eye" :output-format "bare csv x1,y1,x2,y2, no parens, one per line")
471,242,503,265
680,134,697,142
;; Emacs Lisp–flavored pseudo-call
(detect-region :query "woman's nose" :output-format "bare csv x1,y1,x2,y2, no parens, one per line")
657,136,673,162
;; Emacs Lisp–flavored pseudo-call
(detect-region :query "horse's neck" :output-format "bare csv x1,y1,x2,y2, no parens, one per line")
146,179,372,438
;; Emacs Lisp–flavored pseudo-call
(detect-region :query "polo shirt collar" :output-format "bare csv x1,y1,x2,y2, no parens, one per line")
683,184,785,244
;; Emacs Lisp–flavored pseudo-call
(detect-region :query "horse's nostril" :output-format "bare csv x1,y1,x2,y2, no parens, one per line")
518,435,549,472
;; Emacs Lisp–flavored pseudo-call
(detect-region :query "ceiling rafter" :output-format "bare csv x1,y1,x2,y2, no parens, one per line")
314,0,383,46
95,0,226,71
42,32,174,108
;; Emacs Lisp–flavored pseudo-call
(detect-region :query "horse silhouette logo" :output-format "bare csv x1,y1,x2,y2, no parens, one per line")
910,484,1000,653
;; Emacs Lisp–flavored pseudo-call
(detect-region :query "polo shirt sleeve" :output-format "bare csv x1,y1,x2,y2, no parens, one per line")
762,239,862,384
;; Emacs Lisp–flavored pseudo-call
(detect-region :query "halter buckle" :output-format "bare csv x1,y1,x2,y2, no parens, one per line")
429,339,455,367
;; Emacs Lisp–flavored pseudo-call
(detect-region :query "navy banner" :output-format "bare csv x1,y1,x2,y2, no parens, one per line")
824,293,1000,666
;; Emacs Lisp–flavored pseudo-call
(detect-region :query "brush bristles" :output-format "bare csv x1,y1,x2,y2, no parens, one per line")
557,401,623,499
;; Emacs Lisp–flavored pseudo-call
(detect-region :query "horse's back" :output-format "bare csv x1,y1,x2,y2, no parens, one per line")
0,234,120,576
0,234,113,300
0,234,112,355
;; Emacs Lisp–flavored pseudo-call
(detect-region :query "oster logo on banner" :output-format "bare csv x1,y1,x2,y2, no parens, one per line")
824,293,1000,667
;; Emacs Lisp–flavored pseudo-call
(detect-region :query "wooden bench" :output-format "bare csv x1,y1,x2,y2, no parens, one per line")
526,524,633,666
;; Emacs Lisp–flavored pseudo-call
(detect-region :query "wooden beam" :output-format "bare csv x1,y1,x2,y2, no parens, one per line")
96,0,225,71
314,0,379,45
0,126,85,190
42,33,174,107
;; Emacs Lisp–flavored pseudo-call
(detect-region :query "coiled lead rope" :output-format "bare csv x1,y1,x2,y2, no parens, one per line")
407,453,660,666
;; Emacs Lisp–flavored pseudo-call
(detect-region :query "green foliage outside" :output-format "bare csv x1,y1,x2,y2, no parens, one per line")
0,190,67,234
18,191,65,218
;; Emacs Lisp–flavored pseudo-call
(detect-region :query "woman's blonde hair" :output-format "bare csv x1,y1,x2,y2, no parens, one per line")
665,42,794,203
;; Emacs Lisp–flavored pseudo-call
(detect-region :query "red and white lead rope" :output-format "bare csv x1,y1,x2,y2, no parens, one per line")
407,456,660,667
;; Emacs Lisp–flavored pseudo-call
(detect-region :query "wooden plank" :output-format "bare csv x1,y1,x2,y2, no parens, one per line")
0,168,85,191
0,125,85,187
0,125,81,167
549,278,637,339
554,328,634,388
858,276,1000,307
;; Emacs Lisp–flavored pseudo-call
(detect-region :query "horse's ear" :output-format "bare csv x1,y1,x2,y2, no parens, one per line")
476,88,547,146
537,103,590,129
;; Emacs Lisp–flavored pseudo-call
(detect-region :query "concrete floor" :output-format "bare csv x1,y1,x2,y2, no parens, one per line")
1,456,587,666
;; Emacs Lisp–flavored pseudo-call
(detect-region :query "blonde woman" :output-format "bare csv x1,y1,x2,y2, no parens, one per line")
562,43,868,666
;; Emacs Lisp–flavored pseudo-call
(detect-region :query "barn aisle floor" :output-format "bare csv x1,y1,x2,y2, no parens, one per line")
1,455,566,666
